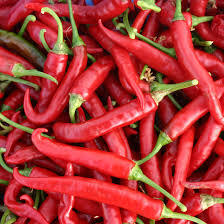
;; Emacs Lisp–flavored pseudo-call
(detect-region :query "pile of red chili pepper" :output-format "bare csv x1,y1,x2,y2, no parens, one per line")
1,0,224,223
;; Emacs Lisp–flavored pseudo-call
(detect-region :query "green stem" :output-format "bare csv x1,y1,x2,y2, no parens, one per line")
150,220,155,224
0,73,39,91
12,64,58,85
150,79,198,104
136,217,144,224
0,209,10,224
156,73,182,110
69,94,85,123
112,17,127,35
40,190,45,202
192,15,213,27
0,80,11,94
123,9,137,39
129,165,187,212
68,0,85,47
34,190,41,209
192,38,213,47
0,122,13,132
18,15,36,37
200,194,224,210
135,33,176,57
173,0,185,21
0,113,54,139
5,217,17,224
39,29,50,52
161,206,205,224
136,131,172,165
204,45,217,54
48,0,54,3
41,7,70,54
87,53,96,63
136,0,161,12
0,179,9,185
1,104,11,112
140,65,149,80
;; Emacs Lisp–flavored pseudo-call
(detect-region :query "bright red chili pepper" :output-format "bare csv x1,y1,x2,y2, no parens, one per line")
25,0,130,24
214,138,224,157
140,112,164,198
5,145,44,165
24,5,87,125
97,20,199,99
89,24,146,109
167,126,195,211
171,0,224,126
0,0,45,30
132,10,152,33
58,162,80,224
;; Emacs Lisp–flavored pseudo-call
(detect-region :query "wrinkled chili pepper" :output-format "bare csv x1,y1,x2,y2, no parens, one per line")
25,0,130,24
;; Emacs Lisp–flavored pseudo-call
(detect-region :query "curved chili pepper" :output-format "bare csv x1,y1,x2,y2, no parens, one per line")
167,126,195,211
25,0,130,24
171,0,224,126
69,56,114,123
23,3,87,125
89,24,146,109
190,0,224,49
0,0,45,31
5,145,44,165
58,162,80,224
187,98,224,177
132,10,152,33
97,20,199,99
80,35,104,54
1,89,24,112
136,77,224,165
140,112,164,198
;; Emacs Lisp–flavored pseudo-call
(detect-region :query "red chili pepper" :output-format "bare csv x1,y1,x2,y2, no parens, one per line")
0,0,45,30
142,0,163,39
0,0,17,7
69,56,114,123
171,0,224,126
187,98,224,177
136,78,224,165
58,162,80,224
5,145,44,165
97,20,199,99
140,112,164,198
211,15,224,39
24,3,87,125
167,126,195,211
1,89,24,112
217,0,224,8
54,93,157,143
88,24,146,109
26,0,130,24
190,0,224,49
132,10,152,33
214,138,224,156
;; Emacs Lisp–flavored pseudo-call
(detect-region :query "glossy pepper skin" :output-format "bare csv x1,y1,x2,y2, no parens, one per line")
13,168,164,220
53,94,157,143
24,46,87,125
25,0,130,24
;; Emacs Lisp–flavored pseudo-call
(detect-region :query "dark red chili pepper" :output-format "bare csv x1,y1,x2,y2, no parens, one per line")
211,48,224,62
88,24,146,109
97,20,199,99
25,0,130,24
190,0,224,49
0,0,17,7
69,56,114,123
211,15,224,39
28,196,58,224
1,89,24,112
54,93,157,143
24,3,87,125
5,145,44,165
140,112,164,198
0,0,45,30
142,0,163,39
171,0,224,126
58,162,80,224
214,138,224,157
187,98,224,177
167,126,195,211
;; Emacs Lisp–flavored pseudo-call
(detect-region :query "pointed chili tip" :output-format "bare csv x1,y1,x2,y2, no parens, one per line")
32,128,48,141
